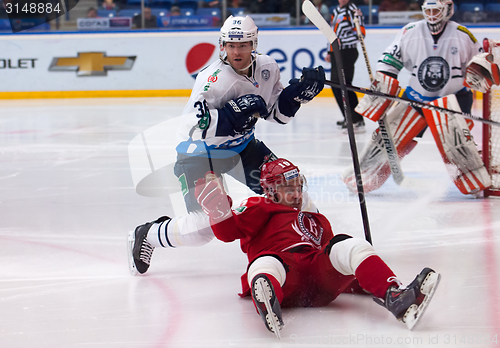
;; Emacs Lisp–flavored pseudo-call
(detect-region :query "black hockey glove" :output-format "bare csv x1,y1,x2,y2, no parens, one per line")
216,94,268,136
279,66,325,116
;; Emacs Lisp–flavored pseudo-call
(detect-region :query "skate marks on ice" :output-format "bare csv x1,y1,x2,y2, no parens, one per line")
0,97,499,347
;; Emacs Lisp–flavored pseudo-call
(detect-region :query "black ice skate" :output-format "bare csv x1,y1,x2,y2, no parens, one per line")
127,216,170,275
374,267,441,330
251,274,284,339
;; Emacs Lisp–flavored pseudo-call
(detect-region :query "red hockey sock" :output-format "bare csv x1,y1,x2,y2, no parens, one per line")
354,255,398,299
251,274,283,313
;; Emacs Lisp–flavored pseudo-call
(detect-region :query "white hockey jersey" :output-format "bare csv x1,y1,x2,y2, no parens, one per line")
176,54,291,157
376,20,482,103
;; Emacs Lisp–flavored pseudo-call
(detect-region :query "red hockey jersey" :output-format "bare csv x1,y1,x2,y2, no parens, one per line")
211,196,335,263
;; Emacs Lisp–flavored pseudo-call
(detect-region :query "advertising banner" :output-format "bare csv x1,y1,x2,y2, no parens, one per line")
1,27,500,97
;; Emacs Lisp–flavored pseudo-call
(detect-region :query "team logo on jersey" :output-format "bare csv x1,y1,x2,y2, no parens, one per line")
204,69,222,91
451,47,458,55
418,57,450,92
291,212,323,249
233,199,248,215
262,69,270,81
208,74,218,83
185,43,217,79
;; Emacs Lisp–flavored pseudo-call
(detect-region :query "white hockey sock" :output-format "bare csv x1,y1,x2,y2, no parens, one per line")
147,211,215,248
146,218,174,248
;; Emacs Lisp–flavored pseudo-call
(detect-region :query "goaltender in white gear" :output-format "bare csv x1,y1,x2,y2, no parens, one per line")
343,0,497,195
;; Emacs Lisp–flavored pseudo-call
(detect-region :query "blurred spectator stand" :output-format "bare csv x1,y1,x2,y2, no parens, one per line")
359,5,379,24
459,2,486,22
132,7,159,28
485,2,500,21
379,0,408,12
150,0,175,9
98,9,118,17
196,7,222,25
378,10,423,24
101,0,121,11
178,0,199,11
160,13,214,27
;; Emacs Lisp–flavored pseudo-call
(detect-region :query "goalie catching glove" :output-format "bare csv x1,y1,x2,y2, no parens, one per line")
355,71,400,122
195,172,233,221
464,53,500,93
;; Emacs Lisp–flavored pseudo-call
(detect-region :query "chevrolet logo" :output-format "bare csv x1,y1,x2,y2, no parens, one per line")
49,52,136,76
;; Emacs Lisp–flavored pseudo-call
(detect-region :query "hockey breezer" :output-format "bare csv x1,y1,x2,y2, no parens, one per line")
324,80,500,128
302,0,372,245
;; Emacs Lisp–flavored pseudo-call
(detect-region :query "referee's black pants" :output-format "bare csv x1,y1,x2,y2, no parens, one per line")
329,47,363,123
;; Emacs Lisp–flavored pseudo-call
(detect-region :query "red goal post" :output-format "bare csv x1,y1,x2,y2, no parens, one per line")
482,38,500,197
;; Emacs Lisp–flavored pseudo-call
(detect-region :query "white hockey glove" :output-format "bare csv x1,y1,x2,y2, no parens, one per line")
195,172,232,221
464,53,500,93
355,71,400,122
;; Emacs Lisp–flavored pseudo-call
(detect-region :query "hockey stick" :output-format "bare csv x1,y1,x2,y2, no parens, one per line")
303,0,372,244
354,17,423,189
323,80,500,128
353,17,373,80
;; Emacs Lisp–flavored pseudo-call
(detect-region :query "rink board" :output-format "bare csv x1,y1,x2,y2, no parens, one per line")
1,27,500,98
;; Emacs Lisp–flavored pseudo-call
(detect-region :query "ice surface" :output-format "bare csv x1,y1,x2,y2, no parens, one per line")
0,97,499,348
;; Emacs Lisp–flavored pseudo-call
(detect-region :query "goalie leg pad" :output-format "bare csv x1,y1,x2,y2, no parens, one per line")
355,72,400,122
422,95,491,194
342,103,426,193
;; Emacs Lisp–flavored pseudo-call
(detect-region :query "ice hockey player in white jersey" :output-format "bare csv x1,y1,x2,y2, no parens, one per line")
128,15,325,275
343,0,499,195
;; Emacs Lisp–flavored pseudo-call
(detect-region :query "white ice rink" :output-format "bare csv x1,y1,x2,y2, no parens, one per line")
1,96,499,348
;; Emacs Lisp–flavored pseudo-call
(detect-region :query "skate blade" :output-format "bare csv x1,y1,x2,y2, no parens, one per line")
404,272,441,330
255,278,282,339
127,230,139,276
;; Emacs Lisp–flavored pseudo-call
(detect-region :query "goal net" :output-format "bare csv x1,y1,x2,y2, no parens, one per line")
482,38,500,197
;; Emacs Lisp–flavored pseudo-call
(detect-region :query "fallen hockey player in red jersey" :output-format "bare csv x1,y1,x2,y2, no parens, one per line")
195,158,440,337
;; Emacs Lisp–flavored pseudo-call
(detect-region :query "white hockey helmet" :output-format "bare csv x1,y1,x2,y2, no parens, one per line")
422,0,454,35
219,15,258,61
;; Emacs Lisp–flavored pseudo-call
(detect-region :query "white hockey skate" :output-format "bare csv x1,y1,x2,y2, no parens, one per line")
251,274,284,339
374,267,441,330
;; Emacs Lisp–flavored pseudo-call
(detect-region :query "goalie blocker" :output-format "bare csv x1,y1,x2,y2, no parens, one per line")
355,72,400,122
343,95,491,195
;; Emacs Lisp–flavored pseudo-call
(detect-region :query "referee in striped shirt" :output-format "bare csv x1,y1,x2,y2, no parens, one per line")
325,0,366,133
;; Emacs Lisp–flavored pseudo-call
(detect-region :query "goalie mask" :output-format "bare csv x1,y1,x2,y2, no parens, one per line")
422,0,454,35
219,15,258,70
260,158,305,198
